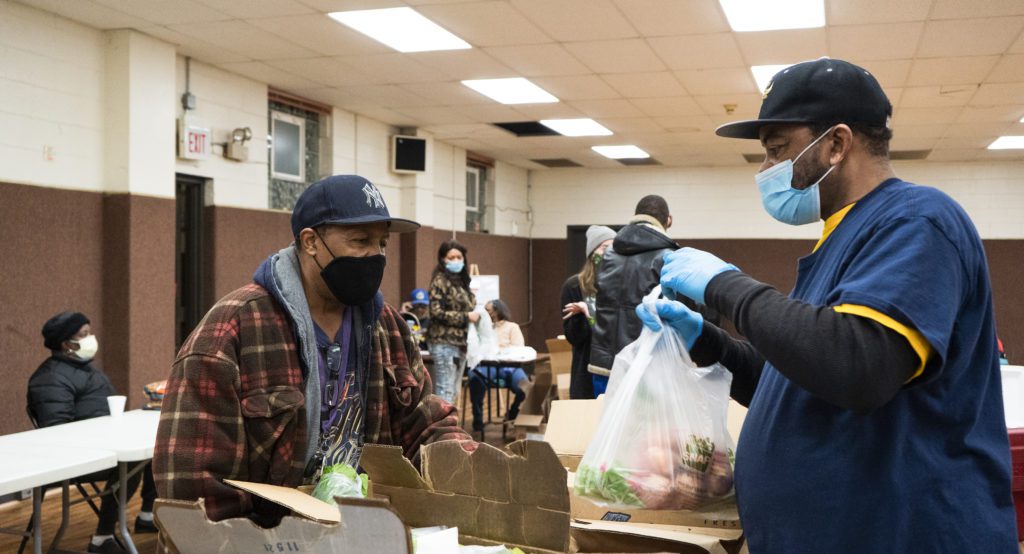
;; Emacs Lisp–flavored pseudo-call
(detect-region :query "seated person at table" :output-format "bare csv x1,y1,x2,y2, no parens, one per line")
154,175,473,525
27,311,157,554
468,299,529,432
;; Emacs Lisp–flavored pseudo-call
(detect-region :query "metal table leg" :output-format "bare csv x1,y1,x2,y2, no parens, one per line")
49,480,71,551
31,487,42,554
116,462,137,554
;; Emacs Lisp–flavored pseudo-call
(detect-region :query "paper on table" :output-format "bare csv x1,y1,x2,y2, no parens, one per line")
412,526,459,554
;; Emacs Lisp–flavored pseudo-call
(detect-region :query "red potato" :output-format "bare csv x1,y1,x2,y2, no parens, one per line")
628,473,676,509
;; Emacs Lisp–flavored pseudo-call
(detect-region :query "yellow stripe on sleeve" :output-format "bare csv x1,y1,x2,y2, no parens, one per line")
832,304,933,382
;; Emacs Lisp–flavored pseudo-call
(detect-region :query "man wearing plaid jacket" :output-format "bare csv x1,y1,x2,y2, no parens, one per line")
154,175,472,524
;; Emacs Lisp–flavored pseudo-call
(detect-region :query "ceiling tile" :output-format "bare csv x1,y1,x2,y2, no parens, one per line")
925,148,982,162
411,49,514,81
934,136,998,149
565,99,645,118
857,59,911,88
970,82,1024,106
417,1,551,47
943,120,1016,137
600,117,665,134
892,107,963,125
265,57,385,87
648,33,744,70
92,0,232,24
511,103,583,120
828,23,923,61
217,61,323,89
693,93,763,118
889,135,939,150
613,0,729,36
827,0,932,25
564,39,666,74
393,106,476,125
601,72,685,97
734,28,828,66
1012,32,1024,54
455,103,531,123
483,44,591,77
198,0,315,17
139,25,251,63
168,20,319,60
931,0,1024,19
295,0,403,10
656,114,716,132
917,18,1024,58
675,67,756,95
335,84,438,108
510,0,637,42
906,56,1000,87
334,52,450,84
893,123,952,139
530,75,621,100
955,105,1024,124
16,0,152,28
899,85,977,108
985,54,1024,83
248,14,392,57
398,82,494,106
630,96,703,117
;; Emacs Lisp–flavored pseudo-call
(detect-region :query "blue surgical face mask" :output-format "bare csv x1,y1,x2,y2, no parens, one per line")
445,260,464,274
755,127,837,225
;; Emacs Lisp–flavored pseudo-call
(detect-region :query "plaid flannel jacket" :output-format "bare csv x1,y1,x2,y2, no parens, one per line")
153,283,470,522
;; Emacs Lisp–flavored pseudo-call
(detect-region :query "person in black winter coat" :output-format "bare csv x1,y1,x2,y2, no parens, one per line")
561,225,616,399
27,311,157,554
588,197,719,395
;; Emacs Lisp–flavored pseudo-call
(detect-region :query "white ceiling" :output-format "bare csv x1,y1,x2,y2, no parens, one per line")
17,0,1024,169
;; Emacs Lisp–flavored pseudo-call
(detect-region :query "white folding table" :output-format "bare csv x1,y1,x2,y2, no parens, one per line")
0,443,117,554
1,410,161,554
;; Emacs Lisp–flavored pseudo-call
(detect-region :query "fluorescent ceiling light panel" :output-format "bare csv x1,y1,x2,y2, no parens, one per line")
1019,116,1024,123
751,64,792,93
328,8,470,53
592,145,650,159
988,136,1024,149
540,118,613,137
719,0,825,32
461,78,558,104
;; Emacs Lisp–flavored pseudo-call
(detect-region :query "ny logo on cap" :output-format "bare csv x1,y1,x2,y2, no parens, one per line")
362,182,385,209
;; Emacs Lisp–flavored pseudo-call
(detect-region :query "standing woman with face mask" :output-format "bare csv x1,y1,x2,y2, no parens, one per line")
427,240,479,404
561,226,615,399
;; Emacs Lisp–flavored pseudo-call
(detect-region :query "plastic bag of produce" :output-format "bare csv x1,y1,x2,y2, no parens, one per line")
574,286,735,511
311,463,368,506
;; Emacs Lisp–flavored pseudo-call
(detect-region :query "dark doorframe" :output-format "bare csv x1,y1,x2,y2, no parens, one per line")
175,173,208,348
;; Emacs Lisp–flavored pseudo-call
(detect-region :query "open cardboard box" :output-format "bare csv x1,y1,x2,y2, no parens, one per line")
154,493,411,553
545,397,748,535
361,439,571,553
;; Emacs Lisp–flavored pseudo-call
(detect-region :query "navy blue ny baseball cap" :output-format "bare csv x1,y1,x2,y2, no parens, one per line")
716,58,892,140
291,175,420,237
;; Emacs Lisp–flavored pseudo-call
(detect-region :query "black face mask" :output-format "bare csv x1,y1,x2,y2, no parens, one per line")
315,233,386,306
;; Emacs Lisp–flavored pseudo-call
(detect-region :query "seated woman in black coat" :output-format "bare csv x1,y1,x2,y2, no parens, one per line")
27,311,157,554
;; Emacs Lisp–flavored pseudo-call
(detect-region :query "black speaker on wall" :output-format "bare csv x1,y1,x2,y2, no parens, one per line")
392,135,427,174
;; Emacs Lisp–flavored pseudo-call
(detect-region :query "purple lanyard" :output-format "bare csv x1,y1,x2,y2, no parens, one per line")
318,309,353,436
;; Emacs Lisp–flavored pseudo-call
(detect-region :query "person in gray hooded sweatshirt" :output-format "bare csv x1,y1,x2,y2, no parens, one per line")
154,175,472,525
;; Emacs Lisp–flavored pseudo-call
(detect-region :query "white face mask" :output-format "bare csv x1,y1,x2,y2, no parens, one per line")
71,334,99,361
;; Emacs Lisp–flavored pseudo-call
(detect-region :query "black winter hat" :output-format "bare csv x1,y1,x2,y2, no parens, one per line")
716,57,892,139
42,311,89,351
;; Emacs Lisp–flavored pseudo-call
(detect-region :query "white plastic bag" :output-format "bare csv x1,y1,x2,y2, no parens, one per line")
466,308,498,369
574,286,735,511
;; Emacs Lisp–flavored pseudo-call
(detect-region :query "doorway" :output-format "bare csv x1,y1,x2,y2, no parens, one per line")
175,174,208,348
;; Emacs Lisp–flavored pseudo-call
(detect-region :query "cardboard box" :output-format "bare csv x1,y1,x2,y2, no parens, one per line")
557,373,571,401
154,494,411,553
546,338,573,376
360,439,571,554
545,397,605,471
571,520,744,554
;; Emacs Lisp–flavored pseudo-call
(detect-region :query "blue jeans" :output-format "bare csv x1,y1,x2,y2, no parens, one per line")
468,366,528,427
428,343,465,404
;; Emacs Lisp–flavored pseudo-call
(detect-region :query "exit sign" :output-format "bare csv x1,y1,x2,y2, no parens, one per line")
178,118,211,160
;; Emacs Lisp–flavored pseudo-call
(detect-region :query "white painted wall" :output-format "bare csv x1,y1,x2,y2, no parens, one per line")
0,1,105,191
529,160,1024,240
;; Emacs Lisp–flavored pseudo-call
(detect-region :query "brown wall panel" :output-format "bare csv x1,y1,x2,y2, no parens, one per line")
0,183,106,435
985,240,1024,363
205,206,293,304
530,239,570,351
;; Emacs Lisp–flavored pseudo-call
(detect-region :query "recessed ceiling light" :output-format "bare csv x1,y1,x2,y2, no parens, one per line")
592,145,650,159
328,8,471,53
461,78,558,105
719,0,825,32
540,118,613,137
988,136,1024,150
751,64,792,93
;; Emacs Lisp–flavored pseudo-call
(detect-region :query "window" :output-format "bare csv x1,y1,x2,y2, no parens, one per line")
466,165,487,232
270,111,306,183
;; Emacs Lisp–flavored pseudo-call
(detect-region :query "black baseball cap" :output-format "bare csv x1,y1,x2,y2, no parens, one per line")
716,57,892,140
290,175,420,237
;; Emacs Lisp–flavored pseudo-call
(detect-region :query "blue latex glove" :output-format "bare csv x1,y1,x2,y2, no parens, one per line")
635,300,704,350
661,248,739,304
